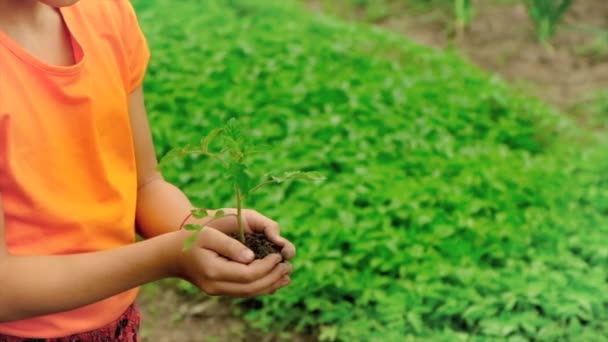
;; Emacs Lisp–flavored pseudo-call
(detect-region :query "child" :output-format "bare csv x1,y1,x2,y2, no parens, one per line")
0,0,295,340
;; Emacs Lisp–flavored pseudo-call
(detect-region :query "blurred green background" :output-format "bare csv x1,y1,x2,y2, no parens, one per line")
132,0,608,341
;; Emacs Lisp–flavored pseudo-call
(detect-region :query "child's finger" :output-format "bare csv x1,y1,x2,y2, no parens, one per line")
243,209,296,260
244,209,281,239
256,275,292,297
198,227,253,263
195,248,285,284
280,240,297,260
207,261,291,298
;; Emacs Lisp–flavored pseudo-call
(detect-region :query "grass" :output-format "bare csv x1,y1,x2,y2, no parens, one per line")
133,0,608,340
575,25,608,61
572,89,608,131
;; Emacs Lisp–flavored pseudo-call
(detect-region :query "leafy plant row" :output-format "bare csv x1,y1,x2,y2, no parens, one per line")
133,0,608,340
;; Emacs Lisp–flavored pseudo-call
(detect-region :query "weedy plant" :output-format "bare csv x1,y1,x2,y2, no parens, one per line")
454,0,473,39
575,25,608,62
524,0,572,45
158,118,326,256
400,0,475,38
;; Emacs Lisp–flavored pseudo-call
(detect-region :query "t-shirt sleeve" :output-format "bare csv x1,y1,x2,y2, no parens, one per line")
118,0,150,93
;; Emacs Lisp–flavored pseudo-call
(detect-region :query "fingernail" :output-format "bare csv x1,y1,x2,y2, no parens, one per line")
242,249,254,261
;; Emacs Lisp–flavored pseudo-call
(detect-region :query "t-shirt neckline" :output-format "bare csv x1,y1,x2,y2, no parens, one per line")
0,6,86,75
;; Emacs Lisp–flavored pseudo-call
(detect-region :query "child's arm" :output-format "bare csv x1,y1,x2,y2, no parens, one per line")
128,86,296,260
126,86,194,239
0,195,290,322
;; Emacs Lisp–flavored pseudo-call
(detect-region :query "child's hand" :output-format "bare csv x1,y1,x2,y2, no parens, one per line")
173,227,292,297
204,208,297,261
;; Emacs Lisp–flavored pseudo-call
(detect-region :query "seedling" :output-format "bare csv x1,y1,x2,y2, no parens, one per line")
524,0,572,46
158,118,325,257
454,0,473,39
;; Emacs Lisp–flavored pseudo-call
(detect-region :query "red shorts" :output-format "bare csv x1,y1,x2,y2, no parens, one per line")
0,304,140,342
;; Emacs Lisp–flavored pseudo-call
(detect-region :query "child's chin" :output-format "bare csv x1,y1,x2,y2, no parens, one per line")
39,0,81,7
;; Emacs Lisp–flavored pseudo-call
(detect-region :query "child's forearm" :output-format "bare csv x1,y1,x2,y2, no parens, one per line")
0,229,184,322
136,178,203,239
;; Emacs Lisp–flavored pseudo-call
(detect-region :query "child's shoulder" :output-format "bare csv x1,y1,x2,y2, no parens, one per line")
64,0,139,38
69,0,140,29
76,0,136,13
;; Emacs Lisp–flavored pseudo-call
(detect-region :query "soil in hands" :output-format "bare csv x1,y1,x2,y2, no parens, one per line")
228,232,283,259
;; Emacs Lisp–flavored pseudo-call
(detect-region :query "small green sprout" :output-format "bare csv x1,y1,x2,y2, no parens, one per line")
158,118,325,251
524,0,572,46
454,0,474,39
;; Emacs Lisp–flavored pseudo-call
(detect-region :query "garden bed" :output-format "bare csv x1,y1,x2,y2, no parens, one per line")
134,0,608,340
307,0,608,126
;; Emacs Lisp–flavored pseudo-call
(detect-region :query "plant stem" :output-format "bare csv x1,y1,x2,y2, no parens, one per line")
249,180,274,194
235,184,245,243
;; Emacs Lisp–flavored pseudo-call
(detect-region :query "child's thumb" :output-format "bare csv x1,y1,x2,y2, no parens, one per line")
200,228,254,263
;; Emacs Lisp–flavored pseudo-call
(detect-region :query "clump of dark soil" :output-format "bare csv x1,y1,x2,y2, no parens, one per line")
228,232,283,259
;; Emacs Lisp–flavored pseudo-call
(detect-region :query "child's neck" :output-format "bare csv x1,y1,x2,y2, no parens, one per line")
0,0,76,67
0,1,48,26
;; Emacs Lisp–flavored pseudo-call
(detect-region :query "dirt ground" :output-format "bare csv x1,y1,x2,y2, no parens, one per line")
137,280,313,342
138,283,243,342
392,0,608,110
137,2,607,341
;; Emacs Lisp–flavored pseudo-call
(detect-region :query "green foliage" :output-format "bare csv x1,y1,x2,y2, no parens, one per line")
523,0,572,44
573,89,608,131
575,25,608,62
133,0,608,340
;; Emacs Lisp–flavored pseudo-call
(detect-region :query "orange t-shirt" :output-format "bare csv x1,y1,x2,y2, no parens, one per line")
0,0,150,337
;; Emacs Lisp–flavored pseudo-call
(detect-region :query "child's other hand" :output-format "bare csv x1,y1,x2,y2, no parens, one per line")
174,227,292,297
205,208,297,261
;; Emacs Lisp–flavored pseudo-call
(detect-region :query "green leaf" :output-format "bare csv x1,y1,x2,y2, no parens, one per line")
230,162,252,195
191,208,208,219
182,234,198,251
243,144,270,157
183,223,202,231
200,127,223,154
222,118,246,161
156,147,185,171
406,312,423,334
224,117,242,141
319,325,338,342
214,210,225,219
270,171,327,183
